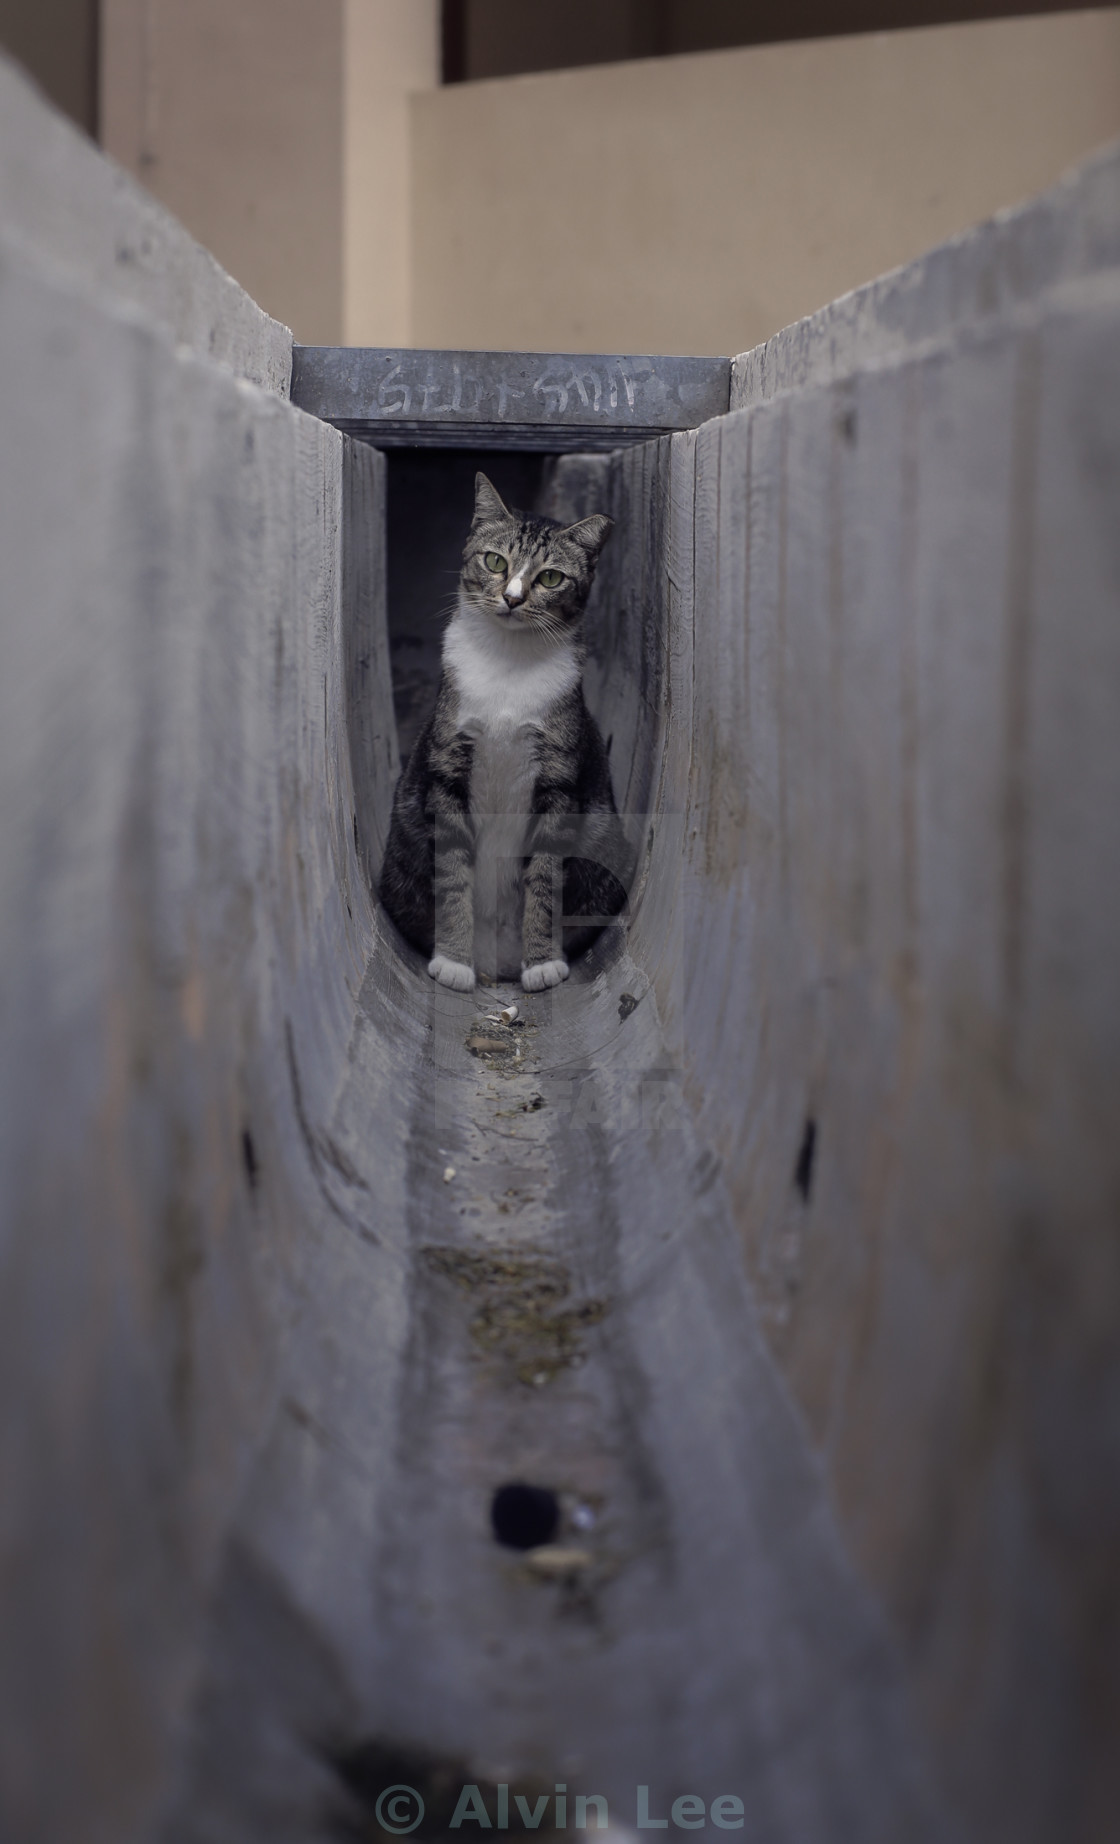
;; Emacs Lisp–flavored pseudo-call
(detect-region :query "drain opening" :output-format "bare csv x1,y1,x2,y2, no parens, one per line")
491,1482,560,1550
241,1127,259,1191
794,1116,817,1202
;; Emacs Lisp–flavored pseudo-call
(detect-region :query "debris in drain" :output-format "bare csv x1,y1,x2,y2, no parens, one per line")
420,1244,608,1385
442,1166,456,1183
482,1004,522,1027
570,1501,597,1532
493,1091,544,1119
618,992,639,1021
524,1545,593,1578
466,1012,537,1075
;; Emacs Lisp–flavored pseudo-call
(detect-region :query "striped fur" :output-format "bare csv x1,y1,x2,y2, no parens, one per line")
379,473,629,990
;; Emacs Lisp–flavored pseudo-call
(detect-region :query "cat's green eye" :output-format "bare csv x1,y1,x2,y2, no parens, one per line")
537,568,564,589
483,551,507,574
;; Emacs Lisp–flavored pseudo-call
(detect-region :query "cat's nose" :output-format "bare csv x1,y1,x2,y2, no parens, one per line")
503,574,525,608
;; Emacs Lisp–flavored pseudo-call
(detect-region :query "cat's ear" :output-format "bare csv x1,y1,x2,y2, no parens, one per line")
473,473,509,522
560,513,613,560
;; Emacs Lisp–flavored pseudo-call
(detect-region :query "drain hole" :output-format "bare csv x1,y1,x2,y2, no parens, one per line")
241,1127,259,1191
491,1482,559,1550
794,1116,817,1202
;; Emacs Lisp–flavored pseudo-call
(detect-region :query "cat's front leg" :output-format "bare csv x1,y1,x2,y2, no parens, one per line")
522,798,573,992
521,954,569,992
429,955,475,991
428,760,476,991
430,841,475,988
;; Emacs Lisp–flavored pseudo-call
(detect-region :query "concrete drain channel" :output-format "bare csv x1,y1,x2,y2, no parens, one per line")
168,351,957,1843
9,94,1118,1844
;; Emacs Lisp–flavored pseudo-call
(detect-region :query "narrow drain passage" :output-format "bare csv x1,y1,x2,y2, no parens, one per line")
352,973,657,1794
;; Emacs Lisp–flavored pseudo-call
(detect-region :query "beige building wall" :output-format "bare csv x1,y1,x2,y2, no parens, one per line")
100,0,437,345
344,0,439,345
101,0,345,344
411,8,1120,356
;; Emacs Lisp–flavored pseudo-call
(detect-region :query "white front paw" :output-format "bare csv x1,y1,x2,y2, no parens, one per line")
521,958,569,991
429,954,475,991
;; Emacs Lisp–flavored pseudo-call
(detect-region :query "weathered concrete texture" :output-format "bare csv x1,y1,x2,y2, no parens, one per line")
0,51,292,390
165,837,948,1844
3,59,1119,1844
643,152,1120,1844
155,431,949,1842
731,138,1120,407
291,347,731,447
170,211,1120,1837
0,84,386,1844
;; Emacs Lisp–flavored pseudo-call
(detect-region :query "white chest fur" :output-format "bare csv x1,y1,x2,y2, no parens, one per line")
443,603,580,735
443,605,579,976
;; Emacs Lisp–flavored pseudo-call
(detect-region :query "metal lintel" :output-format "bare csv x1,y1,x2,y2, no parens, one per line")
290,347,730,450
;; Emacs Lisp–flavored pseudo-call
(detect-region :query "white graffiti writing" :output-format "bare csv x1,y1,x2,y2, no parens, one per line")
372,361,639,420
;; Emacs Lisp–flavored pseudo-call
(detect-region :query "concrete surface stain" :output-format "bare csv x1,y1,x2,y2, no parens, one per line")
420,1244,609,1387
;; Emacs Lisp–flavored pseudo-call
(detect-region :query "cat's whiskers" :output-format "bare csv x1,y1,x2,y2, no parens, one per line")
526,613,573,643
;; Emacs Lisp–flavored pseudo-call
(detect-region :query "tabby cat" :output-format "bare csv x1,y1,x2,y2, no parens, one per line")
379,473,628,991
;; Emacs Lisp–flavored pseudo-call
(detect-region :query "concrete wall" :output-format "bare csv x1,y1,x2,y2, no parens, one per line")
0,51,394,1844
100,0,439,345
412,8,1120,355
576,141,1120,1843
100,0,345,343
452,0,1101,78
0,53,290,392
95,3,1120,355
343,0,440,346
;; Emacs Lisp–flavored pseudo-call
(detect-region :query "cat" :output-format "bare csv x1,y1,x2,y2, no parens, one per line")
379,472,629,992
